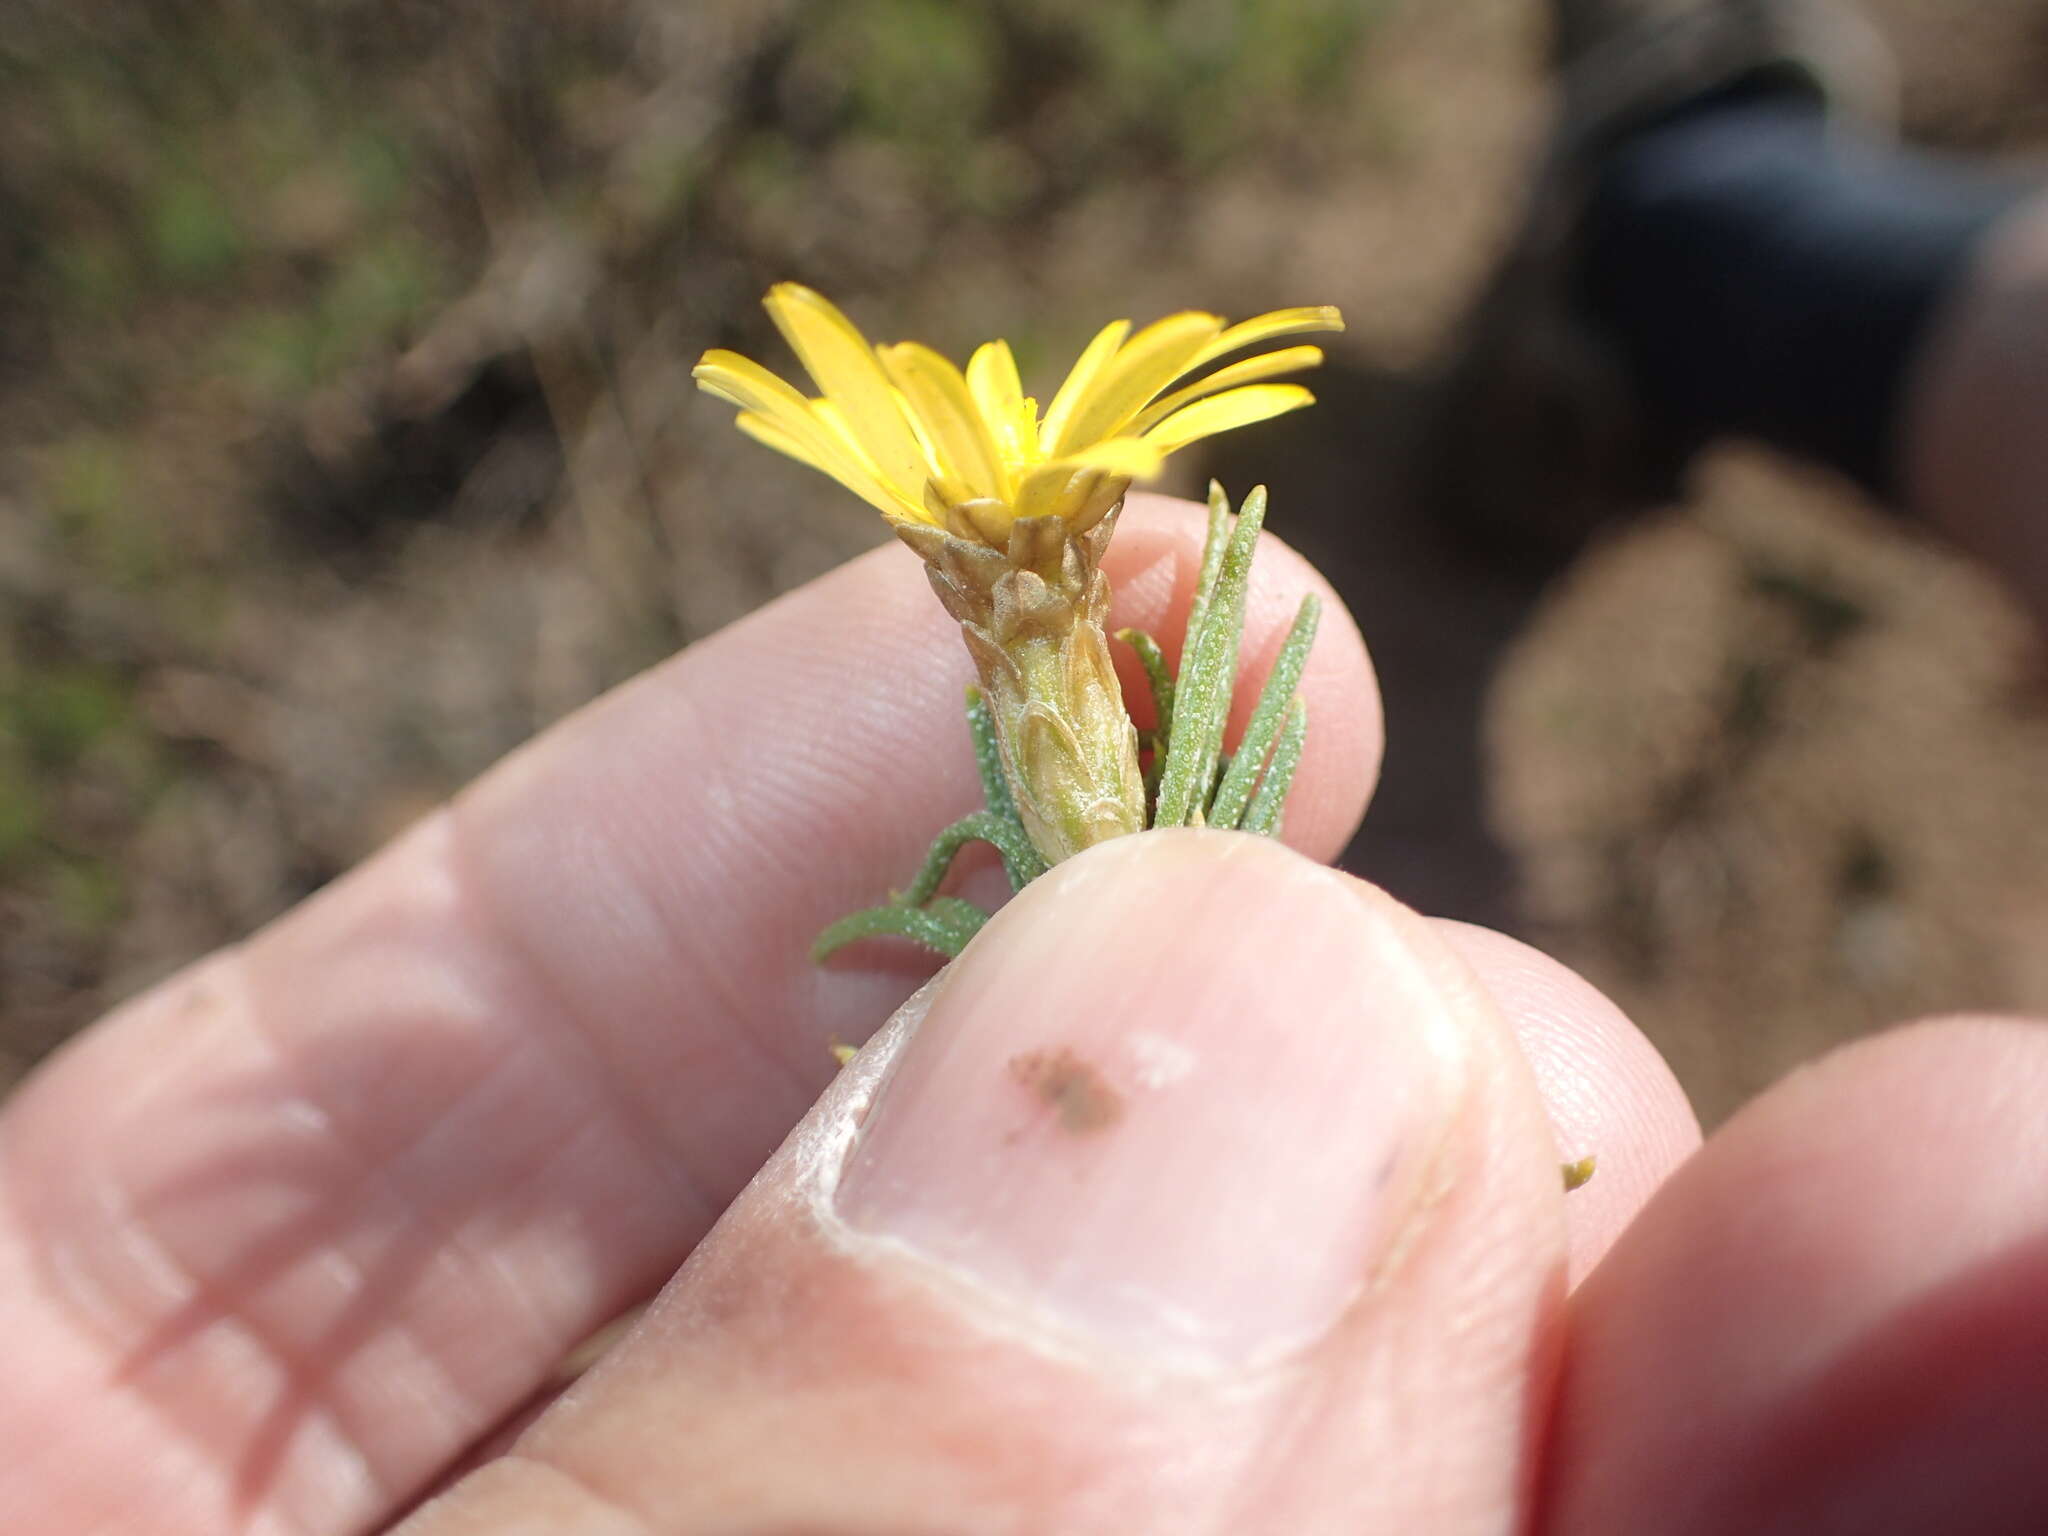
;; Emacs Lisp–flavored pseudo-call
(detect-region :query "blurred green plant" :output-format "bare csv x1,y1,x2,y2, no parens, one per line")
343,127,413,217
42,434,165,590
47,855,126,938
815,0,999,146
10,665,132,774
786,0,1385,211
149,172,244,283
0,745,45,868
0,658,155,945
48,231,137,319
322,231,444,349
1048,0,1379,164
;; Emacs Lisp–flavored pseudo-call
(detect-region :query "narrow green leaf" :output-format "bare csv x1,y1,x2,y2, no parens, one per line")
1208,594,1320,829
902,809,1046,903
1240,695,1307,837
1182,479,1233,651
964,686,1017,824
1000,817,1051,891
1155,485,1268,827
813,896,990,962
1114,626,1175,748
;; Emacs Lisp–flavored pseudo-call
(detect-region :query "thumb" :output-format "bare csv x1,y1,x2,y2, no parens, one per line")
403,831,1567,1535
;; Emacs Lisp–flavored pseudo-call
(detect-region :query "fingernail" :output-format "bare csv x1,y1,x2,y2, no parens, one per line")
834,831,1467,1371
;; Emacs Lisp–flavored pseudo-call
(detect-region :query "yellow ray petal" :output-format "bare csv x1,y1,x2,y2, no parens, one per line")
1141,383,1316,455
733,411,916,521
698,349,914,515
811,398,912,493
1127,345,1325,435
1015,462,1114,525
1037,319,1130,457
1010,438,1163,526
1050,311,1224,455
1188,306,1346,370
815,395,942,507
762,284,933,497
1043,437,1166,479
966,338,1023,418
881,342,1010,501
966,339,1032,462
693,350,820,432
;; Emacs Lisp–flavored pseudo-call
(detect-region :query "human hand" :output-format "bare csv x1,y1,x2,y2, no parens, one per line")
4,495,2044,1534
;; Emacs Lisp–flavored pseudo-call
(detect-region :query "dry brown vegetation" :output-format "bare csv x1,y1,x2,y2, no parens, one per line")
4,0,2048,1121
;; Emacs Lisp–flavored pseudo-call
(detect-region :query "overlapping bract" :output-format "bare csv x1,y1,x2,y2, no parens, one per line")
693,285,1342,542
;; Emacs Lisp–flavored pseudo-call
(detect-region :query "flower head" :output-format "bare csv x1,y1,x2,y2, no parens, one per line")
693,284,1342,545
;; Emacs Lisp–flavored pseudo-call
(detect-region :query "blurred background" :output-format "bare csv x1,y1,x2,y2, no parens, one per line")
4,0,2047,1122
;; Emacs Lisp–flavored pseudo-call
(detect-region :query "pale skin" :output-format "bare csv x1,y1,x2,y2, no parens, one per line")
1907,198,2048,639
7,266,2048,1536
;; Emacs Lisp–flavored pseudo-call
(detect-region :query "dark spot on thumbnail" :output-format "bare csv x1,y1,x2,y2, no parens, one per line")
1007,1047,1123,1135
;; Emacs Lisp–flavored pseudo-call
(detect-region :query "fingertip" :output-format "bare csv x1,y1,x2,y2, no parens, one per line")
1549,1012,2048,1534
1435,921,1700,1284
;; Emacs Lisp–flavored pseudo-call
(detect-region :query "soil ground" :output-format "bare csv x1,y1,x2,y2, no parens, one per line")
4,0,2048,1123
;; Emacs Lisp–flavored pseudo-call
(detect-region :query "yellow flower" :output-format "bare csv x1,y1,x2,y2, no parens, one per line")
693,284,1342,545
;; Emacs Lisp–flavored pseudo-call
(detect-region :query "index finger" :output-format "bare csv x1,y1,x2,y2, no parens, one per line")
0,492,1380,1535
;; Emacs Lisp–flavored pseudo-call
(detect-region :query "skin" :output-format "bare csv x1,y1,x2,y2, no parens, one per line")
2,491,2045,1535
1906,194,2048,640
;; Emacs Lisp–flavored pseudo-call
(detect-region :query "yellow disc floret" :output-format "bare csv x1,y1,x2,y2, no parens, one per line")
693,284,1342,543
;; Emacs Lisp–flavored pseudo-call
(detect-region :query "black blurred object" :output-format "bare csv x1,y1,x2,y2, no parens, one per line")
269,353,564,570
1426,0,1896,553
1583,98,2024,501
